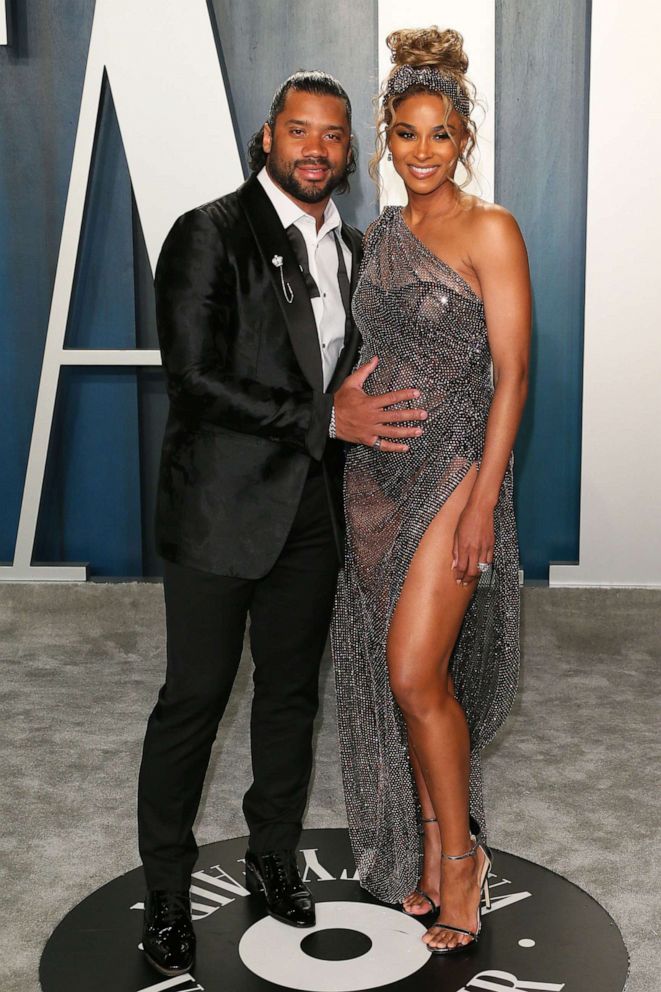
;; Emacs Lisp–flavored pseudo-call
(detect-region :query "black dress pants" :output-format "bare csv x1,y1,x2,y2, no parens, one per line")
137,469,339,891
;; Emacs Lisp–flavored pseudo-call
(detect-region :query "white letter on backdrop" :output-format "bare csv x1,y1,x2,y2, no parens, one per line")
1,0,243,580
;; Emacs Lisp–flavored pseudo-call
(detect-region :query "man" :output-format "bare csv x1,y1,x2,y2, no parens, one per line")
137,70,426,977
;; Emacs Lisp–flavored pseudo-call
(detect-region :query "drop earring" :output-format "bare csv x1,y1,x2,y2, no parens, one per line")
387,152,392,161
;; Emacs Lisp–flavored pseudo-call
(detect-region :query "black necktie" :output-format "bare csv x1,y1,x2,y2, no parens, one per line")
286,224,320,298
285,224,351,326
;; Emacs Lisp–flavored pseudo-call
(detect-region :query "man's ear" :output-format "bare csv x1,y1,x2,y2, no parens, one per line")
262,123,272,154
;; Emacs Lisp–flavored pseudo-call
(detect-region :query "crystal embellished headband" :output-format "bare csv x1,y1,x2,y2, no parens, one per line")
383,65,470,118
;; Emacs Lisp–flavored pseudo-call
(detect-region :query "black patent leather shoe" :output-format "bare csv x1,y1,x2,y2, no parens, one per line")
142,890,196,976
245,849,315,927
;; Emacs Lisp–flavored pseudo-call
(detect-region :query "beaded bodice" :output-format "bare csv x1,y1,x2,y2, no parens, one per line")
353,206,492,447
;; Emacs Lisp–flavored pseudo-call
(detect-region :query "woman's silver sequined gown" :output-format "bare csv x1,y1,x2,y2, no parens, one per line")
331,206,520,904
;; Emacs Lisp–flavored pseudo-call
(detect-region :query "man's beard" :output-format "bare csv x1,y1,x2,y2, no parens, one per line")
267,152,346,203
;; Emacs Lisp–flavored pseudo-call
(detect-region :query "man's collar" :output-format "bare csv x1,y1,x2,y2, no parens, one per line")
257,166,342,237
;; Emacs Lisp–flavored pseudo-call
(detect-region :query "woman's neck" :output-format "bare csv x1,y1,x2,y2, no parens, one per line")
404,179,462,226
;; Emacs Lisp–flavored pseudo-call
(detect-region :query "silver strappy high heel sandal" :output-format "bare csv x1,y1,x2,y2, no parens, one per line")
426,835,492,955
402,817,440,917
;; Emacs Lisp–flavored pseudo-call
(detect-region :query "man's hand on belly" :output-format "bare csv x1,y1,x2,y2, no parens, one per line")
333,356,428,453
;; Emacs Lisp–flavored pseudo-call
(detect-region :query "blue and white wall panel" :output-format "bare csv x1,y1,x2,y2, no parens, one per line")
1,0,658,584
550,0,661,587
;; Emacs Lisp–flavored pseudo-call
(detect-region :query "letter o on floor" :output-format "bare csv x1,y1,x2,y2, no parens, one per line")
238,901,430,991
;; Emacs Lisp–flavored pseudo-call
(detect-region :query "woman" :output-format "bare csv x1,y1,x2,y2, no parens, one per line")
331,26,531,954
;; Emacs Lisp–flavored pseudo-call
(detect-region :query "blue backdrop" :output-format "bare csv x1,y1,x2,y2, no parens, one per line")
0,0,590,579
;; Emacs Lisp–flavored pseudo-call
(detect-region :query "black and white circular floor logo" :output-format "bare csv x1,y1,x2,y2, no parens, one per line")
40,828,628,992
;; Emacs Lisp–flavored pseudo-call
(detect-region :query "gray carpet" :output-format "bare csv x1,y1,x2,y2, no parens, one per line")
1,584,659,991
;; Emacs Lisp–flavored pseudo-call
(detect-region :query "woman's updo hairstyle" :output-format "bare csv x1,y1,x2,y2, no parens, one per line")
388,25,468,73
370,26,478,188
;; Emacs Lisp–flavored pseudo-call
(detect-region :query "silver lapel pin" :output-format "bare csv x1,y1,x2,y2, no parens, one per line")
271,255,294,304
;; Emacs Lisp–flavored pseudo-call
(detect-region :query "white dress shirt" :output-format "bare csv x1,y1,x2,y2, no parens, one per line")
258,167,351,390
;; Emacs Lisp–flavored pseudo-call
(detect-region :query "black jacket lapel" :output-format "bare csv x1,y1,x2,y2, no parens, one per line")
238,175,323,391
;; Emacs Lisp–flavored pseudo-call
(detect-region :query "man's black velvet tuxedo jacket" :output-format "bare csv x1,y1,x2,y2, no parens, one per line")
154,174,362,578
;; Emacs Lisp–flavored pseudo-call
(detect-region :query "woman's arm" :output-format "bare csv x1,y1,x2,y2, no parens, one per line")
452,207,531,584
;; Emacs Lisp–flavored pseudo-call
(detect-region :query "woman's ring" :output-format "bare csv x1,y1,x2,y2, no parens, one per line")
373,438,383,451
477,561,490,572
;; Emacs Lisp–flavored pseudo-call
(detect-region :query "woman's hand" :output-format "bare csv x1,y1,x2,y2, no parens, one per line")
452,500,495,586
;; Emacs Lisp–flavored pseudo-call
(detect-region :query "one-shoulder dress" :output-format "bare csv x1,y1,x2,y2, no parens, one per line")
331,206,520,904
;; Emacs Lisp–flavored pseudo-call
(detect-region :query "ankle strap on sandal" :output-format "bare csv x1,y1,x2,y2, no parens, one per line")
441,836,479,861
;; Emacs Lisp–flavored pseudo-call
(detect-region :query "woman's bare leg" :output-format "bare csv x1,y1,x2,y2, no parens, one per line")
402,667,456,915
402,742,442,914
387,465,487,950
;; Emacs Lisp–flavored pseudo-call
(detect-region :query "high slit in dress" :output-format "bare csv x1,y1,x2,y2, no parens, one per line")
331,206,520,904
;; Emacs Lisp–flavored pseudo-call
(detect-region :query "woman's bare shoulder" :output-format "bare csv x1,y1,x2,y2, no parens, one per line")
457,198,526,266
465,197,523,241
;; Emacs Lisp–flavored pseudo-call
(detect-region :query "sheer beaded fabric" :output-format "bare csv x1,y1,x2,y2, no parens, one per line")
331,206,520,904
